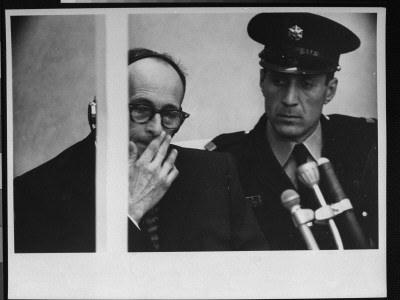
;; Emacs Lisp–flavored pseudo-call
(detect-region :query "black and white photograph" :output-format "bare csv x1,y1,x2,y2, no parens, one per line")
4,6,386,299
11,14,106,253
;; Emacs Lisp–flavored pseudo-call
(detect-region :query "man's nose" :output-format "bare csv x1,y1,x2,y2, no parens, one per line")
146,113,163,136
281,82,299,107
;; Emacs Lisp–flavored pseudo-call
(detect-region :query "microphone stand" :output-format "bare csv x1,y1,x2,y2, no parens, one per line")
297,162,344,250
281,189,320,250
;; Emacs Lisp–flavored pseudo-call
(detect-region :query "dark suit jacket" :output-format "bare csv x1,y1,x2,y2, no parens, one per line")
210,114,378,250
14,131,268,253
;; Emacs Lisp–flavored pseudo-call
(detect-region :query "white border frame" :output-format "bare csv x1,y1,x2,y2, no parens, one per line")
6,7,386,299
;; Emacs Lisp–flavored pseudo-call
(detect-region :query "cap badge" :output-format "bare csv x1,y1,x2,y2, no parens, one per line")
288,25,303,41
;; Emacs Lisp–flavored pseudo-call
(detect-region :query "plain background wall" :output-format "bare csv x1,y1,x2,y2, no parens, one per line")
12,12,377,177
128,12,378,142
12,15,105,177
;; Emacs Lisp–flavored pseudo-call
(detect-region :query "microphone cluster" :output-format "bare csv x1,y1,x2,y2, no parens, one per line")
280,158,369,250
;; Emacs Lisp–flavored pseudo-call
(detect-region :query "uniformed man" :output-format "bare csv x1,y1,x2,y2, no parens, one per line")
206,13,378,250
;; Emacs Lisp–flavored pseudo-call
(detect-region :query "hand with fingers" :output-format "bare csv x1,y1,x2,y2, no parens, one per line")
128,131,179,224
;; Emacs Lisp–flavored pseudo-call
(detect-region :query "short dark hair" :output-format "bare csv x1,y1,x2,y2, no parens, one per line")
128,48,187,95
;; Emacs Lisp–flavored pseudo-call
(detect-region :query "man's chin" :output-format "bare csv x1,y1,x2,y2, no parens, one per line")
274,126,304,142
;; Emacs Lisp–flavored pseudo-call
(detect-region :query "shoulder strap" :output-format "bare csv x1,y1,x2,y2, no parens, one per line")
205,131,249,151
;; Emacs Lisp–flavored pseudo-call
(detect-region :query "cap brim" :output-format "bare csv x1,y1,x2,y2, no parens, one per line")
261,62,338,74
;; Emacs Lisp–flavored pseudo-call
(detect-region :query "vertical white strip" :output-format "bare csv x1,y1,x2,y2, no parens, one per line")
375,9,387,295
6,12,15,254
376,8,387,252
102,12,128,253
95,15,107,252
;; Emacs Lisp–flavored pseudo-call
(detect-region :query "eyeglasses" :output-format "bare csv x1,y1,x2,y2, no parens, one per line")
128,104,190,129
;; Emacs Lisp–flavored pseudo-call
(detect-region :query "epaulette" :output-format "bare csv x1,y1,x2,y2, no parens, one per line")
364,117,377,124
326,114,377,126
204,131,249,151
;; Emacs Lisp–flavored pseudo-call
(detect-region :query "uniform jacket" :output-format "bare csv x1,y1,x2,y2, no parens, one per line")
14,131,268,253
210,113,378,250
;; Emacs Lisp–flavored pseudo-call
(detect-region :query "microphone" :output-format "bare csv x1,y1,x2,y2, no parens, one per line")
297,162,344,250
318,158,369,249
281,189,319,250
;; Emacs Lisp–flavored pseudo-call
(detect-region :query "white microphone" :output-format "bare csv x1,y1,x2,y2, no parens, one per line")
281,189,319,250
297,162,344,250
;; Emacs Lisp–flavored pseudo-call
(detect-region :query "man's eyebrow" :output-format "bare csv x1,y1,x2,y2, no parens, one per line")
129,99,180,110
162,104,180,110
269,71,287,78
302,74,320,81
129,98,151,105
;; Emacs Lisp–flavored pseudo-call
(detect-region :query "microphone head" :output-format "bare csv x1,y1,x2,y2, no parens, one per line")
297,161,320,188
281,189,300,211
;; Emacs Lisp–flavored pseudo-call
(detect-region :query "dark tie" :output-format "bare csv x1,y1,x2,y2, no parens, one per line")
140,205,160,250
292,143,309,166
291,144,336,249
292,143,315,208
292,144,335,249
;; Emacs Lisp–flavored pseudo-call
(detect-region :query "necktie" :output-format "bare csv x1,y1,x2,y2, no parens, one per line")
291,143,335,249
292,143,309,166
141,205,160,250
292,143,314,208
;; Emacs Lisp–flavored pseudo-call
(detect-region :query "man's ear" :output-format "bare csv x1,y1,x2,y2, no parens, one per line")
324,77,338,105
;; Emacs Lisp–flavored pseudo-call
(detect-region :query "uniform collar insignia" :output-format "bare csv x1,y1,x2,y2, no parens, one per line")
246,195,262,208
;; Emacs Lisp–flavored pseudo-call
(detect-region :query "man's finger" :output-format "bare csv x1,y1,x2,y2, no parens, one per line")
129,141,138,165
159,148,178,177
139,131,166,162
166,166,179,186
153,134,172,164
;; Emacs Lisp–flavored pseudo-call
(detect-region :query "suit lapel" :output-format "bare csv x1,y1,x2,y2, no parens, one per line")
319,115,354,202
244,115,295,201
158,150,193,251
320,116,348,182
251,147,294,200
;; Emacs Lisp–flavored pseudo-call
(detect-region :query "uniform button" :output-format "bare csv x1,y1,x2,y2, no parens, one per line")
362,211,368,217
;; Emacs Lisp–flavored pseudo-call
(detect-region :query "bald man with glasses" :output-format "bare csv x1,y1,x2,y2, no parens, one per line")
14,48,268,253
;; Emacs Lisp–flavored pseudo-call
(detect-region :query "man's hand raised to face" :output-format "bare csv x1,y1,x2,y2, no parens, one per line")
128,131,179,224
